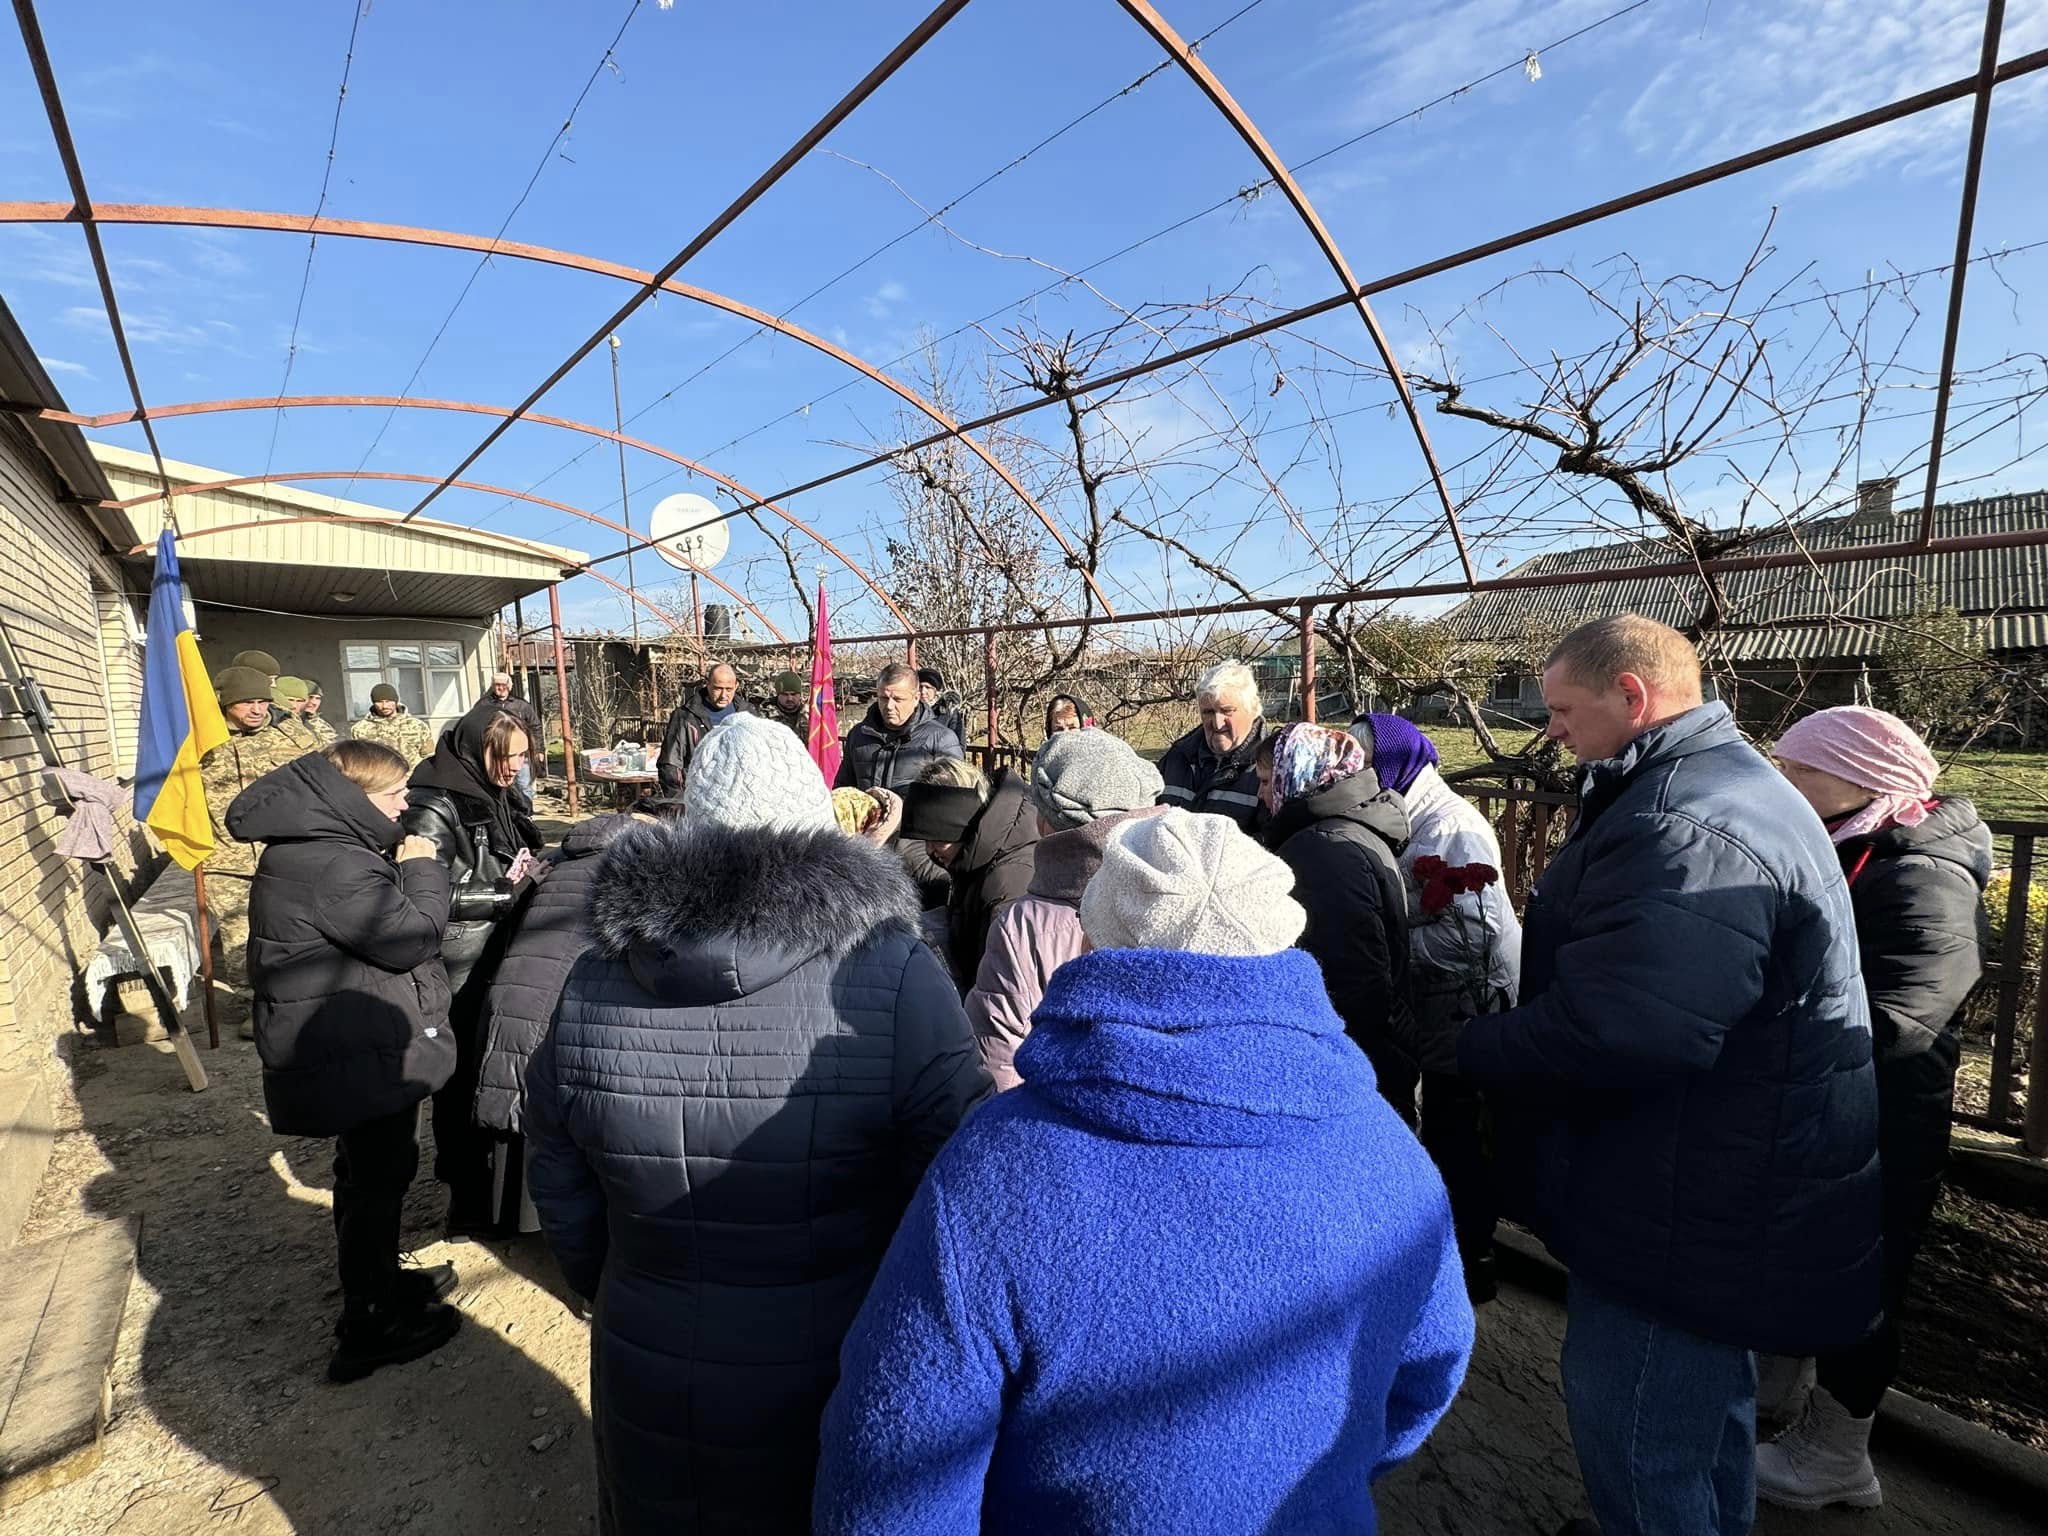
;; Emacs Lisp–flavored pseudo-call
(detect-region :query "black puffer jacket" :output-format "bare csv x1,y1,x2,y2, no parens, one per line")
657,689,750,795
1839,796,1991,1062
228,753,454,1138
941,768,1041,989
523,820,990,1536
834,700,963,791
1265,770,1416,1087
1158,719,1268,831
472,814,637,1135
400,786,527,995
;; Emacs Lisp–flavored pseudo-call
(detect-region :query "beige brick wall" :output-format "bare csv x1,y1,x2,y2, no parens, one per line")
0,415,147,1082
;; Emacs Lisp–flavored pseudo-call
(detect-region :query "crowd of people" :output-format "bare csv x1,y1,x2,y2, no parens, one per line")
193,614,1989,1536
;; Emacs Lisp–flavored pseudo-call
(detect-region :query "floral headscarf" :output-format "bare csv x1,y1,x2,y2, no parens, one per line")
1263,722,1367,814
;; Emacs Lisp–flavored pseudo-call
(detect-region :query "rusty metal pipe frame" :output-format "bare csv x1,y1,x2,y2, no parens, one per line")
1916,0,2007,550
44,391,896,630
732,521,2048,650
0,203,1115,618
10,43,2041,595
1112,0,1475,588
402,0,974,525
562,40,2048,579
8,0,173,507
97,469,788,643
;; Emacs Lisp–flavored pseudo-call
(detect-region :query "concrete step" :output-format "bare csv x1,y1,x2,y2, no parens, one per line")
0,1073,53,1249
0,1216,140,1511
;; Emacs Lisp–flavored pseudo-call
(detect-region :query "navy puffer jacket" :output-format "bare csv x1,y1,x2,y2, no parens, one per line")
1457,704,1882,1357
472,813,637,1135
523,818,990,1536
833,700,963,791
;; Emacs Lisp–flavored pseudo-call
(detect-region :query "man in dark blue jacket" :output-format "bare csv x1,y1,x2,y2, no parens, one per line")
1422,615,1880,1536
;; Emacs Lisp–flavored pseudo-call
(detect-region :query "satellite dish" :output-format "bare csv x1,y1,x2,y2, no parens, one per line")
649,492,731,572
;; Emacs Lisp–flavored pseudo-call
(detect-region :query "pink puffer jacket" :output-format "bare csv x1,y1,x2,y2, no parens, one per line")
964,806,1162,1089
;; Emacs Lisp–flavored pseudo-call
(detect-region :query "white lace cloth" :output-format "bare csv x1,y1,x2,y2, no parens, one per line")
84,862,200,1015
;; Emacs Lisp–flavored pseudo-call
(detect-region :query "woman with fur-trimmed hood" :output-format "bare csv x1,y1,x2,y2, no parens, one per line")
523,713,990,1536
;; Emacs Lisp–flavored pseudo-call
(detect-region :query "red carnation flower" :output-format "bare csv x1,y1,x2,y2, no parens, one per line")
1413,855,1449,881
1420,877,1457,915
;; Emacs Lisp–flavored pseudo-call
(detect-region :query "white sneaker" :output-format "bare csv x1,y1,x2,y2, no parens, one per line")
1756,1386,1882,1510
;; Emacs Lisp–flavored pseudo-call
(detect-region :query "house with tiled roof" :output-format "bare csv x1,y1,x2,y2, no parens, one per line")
1437,478,2048,729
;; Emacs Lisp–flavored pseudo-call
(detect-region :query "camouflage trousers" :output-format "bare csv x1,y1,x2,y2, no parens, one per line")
203,872,254,989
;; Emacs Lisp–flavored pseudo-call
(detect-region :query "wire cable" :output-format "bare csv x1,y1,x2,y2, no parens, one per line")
266,0,368,476
344,0,649,494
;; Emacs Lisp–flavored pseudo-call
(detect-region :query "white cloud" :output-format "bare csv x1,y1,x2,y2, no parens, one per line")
864,279,909,319
35,355,92,378
1615,0,2048,188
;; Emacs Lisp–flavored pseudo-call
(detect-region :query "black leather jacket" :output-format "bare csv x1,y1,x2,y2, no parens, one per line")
657,691,751,795
400,786,520,993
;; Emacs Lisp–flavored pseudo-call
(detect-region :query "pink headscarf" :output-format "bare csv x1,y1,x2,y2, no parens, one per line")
1774,706,1940,844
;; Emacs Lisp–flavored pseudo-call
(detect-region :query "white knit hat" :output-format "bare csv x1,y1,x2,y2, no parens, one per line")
1079,807,1306,957
685,713,838,836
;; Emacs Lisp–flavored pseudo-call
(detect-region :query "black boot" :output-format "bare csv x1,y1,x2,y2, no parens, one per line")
328,1300,460,1383
397,1261,459,1309
1464,1252,1498,1306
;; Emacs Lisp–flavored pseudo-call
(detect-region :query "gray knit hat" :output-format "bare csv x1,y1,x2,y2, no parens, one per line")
684,713,837,836
1079,808,1305,957
1029,728,1165,831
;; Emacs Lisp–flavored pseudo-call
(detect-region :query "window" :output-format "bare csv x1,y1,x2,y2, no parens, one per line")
1491,672,1526,705
341,641,470,726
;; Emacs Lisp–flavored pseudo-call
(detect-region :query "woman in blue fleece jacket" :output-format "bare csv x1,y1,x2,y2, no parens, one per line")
815,808,1473,1535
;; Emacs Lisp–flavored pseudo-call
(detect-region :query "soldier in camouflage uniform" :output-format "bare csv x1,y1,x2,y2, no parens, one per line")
351,682,433,767
269,676,326,754
299,678,339,746
202,666,315,1035
767,670,809,739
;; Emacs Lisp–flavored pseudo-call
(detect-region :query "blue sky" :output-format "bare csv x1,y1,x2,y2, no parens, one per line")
3,0,2044,643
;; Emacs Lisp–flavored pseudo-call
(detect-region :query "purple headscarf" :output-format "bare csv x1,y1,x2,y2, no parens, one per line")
1352,714,1438,795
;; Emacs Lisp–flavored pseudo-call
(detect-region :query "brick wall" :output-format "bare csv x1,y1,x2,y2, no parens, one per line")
0,414,146,1080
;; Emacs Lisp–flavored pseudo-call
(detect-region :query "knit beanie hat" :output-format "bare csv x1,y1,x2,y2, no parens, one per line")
773,670,805,694
1775,706,1941,844
916,667,945,690
1080,807,1306,957
230,649,280,676
370,683,400,704
303,679,323,697
684,713,837,836
214,665,271,707
1029,728,1165,831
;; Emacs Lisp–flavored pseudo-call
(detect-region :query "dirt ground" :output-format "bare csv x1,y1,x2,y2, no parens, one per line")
6,1007,2045,1535
1898,1179,2048,1451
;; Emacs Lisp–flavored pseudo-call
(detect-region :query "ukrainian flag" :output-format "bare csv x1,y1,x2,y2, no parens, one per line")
133,531,227,868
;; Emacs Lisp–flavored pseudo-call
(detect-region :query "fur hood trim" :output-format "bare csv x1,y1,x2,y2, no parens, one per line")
587,819,921,963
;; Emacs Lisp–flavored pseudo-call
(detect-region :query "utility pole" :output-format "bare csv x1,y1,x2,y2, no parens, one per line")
608,335,641,655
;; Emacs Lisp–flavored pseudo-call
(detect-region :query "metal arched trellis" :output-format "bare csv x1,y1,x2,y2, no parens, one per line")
47,392,907,630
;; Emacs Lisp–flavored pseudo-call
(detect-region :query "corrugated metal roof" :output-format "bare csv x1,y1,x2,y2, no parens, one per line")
1445,492,2048,653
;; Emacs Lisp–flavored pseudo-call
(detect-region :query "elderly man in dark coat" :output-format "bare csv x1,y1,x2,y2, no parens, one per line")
1415,615,1881,1536
1157,659,1267,831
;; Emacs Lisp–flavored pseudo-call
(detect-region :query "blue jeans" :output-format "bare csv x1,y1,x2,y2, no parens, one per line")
515,760,534,797
1562,1280,1757,1536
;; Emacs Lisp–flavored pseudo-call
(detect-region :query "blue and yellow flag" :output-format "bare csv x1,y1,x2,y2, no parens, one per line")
133,531,227,868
